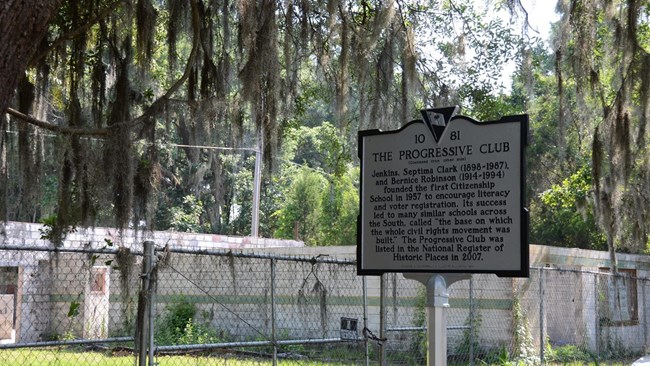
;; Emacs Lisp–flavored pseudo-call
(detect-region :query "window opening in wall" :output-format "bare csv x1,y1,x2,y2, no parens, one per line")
0,266,18,339
91,268,107,294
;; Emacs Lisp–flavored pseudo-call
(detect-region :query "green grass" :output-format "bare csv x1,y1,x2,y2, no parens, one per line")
0,348,639,365
0,348,367,365
0,349,133,366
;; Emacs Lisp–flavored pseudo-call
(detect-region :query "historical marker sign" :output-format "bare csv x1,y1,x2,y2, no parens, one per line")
357,107,529,277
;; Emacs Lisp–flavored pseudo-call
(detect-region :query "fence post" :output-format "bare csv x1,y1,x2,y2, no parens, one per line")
642,277,647,351
379,274,387,366
271,258,277,366
137,241,155,366
363,275,369,366
469,276,474,366
594,272,599,360
539,267,545,365
148,242,156,366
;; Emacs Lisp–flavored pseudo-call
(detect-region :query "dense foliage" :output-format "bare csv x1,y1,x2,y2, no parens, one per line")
2,0,650,258
544,0,650,259
1,0,523,245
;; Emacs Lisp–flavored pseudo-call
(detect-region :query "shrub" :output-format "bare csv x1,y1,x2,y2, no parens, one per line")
545,344,592,363
155,297,221,346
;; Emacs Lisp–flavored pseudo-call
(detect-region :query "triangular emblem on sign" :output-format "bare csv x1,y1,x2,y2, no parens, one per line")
420,106,460,143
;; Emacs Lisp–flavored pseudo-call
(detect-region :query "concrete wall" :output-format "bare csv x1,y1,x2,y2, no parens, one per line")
3,221,650,355
0,221,305,342
1,221,304,251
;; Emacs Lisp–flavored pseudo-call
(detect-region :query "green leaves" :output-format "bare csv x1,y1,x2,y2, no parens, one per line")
531,165,606,250
539,166,591,209
67,301,81,318
273,167,326,244
272,123,358,245
168,195,208,233
38,214,77,247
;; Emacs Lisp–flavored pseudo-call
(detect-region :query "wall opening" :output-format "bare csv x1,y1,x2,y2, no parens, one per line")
0,267,18,343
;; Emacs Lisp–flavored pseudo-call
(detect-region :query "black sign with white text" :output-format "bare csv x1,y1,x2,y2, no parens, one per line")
357,110,529,277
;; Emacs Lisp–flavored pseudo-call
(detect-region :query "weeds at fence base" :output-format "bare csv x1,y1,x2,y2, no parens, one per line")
0,346,643,366
0,348,364,365
545,344,593,364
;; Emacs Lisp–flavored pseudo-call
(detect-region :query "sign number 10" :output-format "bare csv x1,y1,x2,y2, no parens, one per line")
415,131,461,143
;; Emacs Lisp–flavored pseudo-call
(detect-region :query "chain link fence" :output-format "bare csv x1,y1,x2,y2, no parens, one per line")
0,242,648,365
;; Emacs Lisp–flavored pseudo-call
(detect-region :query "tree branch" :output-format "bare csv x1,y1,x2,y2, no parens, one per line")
99,0,202,132
6,107,109,137
8,0,202,138
29,0,123,67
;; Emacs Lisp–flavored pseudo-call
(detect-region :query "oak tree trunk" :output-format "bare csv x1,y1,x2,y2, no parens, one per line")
0,0,61,115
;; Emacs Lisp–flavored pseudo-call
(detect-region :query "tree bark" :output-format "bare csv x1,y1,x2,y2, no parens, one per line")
0,0,62,116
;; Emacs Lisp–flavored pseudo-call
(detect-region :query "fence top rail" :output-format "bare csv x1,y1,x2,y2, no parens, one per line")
157,245,357,265
0,244,143,256
0,243,356,265
1,244,649,280
531,265,650,281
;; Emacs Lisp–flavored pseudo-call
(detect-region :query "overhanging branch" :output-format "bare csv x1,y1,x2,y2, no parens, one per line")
8,0,202,139
115,0,201,131
6,107,109,137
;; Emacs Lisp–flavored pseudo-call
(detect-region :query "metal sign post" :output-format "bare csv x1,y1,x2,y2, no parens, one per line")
404,273,470,366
